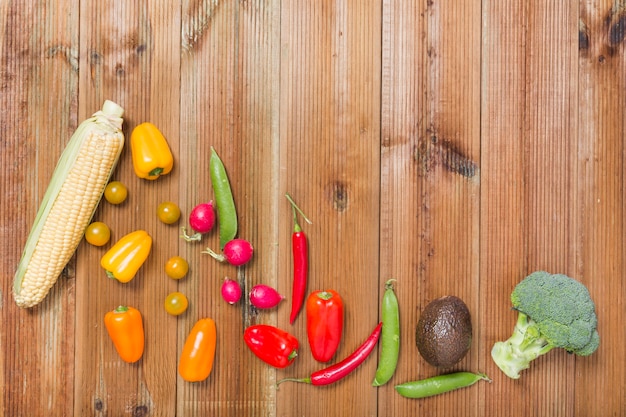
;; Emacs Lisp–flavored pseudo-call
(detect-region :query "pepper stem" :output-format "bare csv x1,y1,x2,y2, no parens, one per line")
114,305,129,313
275,377,312,389
285,193,312,232
148,167,164,177
201,246,226,262
316,291,334,301
180,226,202,242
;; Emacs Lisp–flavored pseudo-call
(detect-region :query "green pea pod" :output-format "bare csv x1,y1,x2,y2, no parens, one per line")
372,279,400,386
395,372,490,399
209,147,238,249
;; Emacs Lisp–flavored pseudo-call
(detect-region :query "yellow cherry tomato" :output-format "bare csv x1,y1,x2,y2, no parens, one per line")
85,222,111,246
165,256,189,280
104,181,128,205
157,201,181,224
164,292,188,316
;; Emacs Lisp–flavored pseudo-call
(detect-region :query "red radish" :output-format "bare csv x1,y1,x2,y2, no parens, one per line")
181,202,216,242
221,277,242,304
249,284,284,309
190,202,216,232
202,238,253,266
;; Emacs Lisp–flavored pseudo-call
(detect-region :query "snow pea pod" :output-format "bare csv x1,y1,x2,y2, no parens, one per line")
372,279,400,386
395,372,490,399
209,147,238,249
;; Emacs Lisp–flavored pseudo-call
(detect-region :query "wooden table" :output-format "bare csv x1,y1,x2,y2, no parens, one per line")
2,1,624,416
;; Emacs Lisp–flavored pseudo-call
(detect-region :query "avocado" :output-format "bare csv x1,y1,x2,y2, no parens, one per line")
415,295,472,368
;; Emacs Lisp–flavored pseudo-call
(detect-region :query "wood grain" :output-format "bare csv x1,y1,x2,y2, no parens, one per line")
380,0,481,416
275,2,381,416
482,0,582,415
1,1,624,416
578,0,626,415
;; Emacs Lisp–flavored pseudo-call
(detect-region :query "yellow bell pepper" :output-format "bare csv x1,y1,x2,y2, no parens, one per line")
101,230,152,283
130,122,174,180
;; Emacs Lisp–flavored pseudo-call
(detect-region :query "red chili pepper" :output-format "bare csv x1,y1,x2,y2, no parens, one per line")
276,322,383,387
243,324,299,369
285,193,312,325
306,290,344,362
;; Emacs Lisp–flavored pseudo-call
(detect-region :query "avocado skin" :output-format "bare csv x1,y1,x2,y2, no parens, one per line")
415,295,472,368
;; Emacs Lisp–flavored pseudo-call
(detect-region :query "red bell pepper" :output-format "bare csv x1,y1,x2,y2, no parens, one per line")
306,290,344,362
277,322,383,387
243,325,299,368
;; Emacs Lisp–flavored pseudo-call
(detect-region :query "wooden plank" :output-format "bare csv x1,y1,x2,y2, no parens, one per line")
379,0,482,415
275,1,382,416
379,0,430,414
73,1,180,415
518,4,580,416
480,0,530,414
578,0,626,414
482,0,586,416
1,1,78,416
178,0,280,415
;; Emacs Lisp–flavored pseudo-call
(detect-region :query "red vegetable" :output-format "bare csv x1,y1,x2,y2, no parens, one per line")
244,325,299,369
306,290,344,362
249,284,284,309
277,322,382,387
285,193,312,324
203,238,254,266
181,201,215,241
221,277,242,304
190,202,215,232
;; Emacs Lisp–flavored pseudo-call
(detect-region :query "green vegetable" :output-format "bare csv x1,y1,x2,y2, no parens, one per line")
373,279,400,386
209,147,237,249
491,271,600,379
395,372,490,399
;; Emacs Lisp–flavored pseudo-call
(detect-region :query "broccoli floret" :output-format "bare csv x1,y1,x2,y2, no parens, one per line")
491,271,600,379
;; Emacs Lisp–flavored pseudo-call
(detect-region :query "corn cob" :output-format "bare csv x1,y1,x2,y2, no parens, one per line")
13,100,125,308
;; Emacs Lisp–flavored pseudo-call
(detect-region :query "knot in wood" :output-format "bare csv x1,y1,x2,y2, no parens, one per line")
328,181,349,212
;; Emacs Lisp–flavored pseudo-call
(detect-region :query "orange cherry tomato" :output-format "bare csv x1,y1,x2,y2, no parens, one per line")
104,181,128,204
164,292,188,316
85,221,111,246
165,256,189,280
157,201,181,224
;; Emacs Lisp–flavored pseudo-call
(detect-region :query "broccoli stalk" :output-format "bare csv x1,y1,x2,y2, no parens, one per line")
491,312,556,379
491,271,600,379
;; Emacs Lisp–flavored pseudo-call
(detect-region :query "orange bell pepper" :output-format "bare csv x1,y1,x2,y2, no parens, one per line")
104,305,144,363
100,230,152,283
179,318,217,382
130,122,174,180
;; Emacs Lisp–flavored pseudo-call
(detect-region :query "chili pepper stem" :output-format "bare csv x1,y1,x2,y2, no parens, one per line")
285,193,313,229
180,227,202,242
201,247,226,262
275,377,312,388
